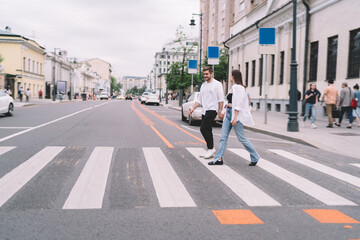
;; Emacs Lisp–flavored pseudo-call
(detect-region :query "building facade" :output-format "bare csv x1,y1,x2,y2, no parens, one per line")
87,58,111,94
72,61,101,98
224,0,360,117
121,76,148,93
0,28,46,99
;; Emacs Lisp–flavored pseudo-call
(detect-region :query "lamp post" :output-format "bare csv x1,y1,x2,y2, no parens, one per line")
162,49,169,104
189,13,203,91
287,0,299,132
52,48,60,101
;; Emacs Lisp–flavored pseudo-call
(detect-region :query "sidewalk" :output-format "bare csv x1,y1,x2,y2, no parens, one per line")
13,98,80,108
162,100,360,159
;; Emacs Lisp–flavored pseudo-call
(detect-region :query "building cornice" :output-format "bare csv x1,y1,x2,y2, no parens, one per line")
0,38,46,55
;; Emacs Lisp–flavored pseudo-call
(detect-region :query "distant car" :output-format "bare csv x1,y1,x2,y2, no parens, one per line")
145,93,160,105
140,92,150,104
99,92,109,100
0,89,14,116
181,92,225,126
125,95,133,100
116,95,125,100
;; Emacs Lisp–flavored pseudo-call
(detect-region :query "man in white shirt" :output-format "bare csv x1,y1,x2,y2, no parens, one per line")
189,66,224,159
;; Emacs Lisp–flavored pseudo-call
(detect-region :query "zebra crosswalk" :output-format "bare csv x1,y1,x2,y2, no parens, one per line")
0,146,359,210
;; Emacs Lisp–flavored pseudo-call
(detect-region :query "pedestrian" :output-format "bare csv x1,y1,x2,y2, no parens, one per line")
189,66,225,159
38,90,43,99
335,82,354,128
321,80,338,128
18,86,24,102
5,85,12,97
209,69,260,166
352,84,360,127
302,83,321,129
67,91,71,100
25,88,30,102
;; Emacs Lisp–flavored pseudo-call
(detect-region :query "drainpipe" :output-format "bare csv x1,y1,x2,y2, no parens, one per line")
302,0,310,99
223,42,230,95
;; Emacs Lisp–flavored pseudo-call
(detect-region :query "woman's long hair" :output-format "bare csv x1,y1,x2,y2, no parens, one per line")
232,69,244,86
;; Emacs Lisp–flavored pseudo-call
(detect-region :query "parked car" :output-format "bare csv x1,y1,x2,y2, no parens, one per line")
181,92,225,126
116,95,125,100
0,89,14,116
140,92,150,104
145,93,160,105
125,95,133,100
99,92,109,100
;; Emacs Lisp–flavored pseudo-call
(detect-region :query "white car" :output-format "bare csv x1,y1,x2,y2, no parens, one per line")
116,95,125,100
140,92,150,104
0,89,14,116
99,92,109,100
145,93,160,105
181,92,225,125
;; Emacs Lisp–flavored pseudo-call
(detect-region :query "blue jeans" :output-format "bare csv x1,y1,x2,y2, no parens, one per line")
303,103,316,123
213,108,260,163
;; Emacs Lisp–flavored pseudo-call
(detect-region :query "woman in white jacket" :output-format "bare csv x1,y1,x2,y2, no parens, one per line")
209,70,260,166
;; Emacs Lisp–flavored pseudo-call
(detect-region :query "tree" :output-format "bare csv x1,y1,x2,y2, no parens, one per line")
167,62,198,91
0,54,4,63
111,76,122,94
126,85,146,95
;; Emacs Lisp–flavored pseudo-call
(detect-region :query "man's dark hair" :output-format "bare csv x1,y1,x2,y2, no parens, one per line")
202,66,213,73
328,79,334,84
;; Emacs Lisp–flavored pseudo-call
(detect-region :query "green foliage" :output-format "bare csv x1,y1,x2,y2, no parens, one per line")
167,62,199,91
0,54,4,63
203,49,229,82
126,85,146,95
111,76,122,93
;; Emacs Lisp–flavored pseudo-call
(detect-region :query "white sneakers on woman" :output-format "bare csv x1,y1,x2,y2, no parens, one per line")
199,148,216,159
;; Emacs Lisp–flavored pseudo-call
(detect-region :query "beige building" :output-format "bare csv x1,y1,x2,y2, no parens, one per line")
224,0,360,117
0,28,46,99
87,58,112,93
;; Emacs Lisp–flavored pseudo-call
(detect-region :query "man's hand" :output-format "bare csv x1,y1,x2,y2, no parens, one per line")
218,112,224,120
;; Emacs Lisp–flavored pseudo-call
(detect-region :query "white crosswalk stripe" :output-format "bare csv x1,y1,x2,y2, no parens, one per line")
187,148,281,207
269,149,360,188
351,164,360,169
229,148,357,206
0,146,65,208
0,146,16,156
63,147,114,209
143,147,196,208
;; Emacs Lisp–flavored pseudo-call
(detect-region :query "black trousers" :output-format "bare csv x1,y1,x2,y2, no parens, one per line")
200,110,217,149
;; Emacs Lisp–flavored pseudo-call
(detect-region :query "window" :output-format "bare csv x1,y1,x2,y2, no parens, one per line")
32,60,35,73
279,51,285,84
326,35,338,81
37,62,39,74
23,57,26,71
245,62,249,87
309,41,319,82
347,28,360,78
271,54,275,85
240,1,245,11
28,59,30,72
258,56,263,87
222,18,225,27
251,60,256,87
40,63,42,74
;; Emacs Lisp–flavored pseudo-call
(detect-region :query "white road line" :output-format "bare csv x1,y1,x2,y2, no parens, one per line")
0,107,93,143
0,146,65,208
269,149,360,188
143,147,196,208
94,102,110,108
229,148,357,206
0,146,16,156
63,147,114,209
350,164,360,169
186,148,281,207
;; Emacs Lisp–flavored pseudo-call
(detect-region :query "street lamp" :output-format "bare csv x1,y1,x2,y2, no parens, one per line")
287,0,299,132
52,48,60,101
189,13,203,91
162,49,169,104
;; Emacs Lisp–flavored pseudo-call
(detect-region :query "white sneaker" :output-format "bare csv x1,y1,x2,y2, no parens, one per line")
311,124,317,129
199,149,208,158
204,148,216,159
302,121,306,127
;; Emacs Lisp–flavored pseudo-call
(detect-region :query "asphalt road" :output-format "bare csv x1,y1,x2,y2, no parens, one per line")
0,100,359,240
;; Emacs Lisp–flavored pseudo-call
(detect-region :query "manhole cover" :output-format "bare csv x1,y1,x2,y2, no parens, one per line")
332,133,360,136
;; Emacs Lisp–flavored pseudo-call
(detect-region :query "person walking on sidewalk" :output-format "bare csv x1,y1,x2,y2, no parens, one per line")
352,84,360,127
38,90,43,99
321,80,338,128
18,86,24,102
302,83,321,129
208,70,260,166
335,82,354,128
189,66,224,159
25,88,31,102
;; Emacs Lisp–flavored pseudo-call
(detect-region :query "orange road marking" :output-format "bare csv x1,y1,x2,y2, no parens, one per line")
303,209,360,224
137,101,205,145
150,126,174,149
344,225,353,229
212,209,264,225
131,101,154,126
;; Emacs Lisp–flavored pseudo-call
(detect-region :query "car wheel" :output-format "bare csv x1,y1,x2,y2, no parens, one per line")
181,108,186,121
6,103,14,116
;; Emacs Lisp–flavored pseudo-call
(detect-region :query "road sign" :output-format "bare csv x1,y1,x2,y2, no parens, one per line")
188,60,197,74
259,28,276,55
208,46,219,65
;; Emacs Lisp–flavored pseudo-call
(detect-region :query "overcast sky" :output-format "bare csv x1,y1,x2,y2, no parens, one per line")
0,0,199,77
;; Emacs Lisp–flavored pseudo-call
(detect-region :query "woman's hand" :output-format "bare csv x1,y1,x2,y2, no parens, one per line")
231,120,237,126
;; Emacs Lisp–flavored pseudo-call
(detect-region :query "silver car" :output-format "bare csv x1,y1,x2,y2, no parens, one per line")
181,92,225,126
0,89,14,116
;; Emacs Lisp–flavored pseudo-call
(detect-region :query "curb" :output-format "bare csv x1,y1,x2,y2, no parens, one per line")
165,104,317,148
